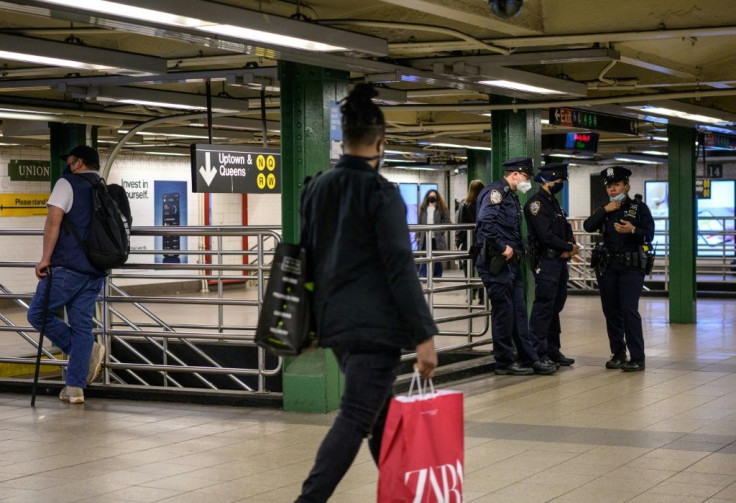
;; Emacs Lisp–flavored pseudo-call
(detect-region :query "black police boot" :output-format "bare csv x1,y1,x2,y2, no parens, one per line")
532,360,557,375
605,351,627,369
550,352,575,366
621,360,645,372
542,358,560,370
495,362,534,376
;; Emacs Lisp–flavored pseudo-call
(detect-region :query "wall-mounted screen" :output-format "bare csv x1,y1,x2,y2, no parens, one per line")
645,180,735,257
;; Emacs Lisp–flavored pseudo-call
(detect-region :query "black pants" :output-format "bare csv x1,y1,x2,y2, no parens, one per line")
529,258,569,358
597,264,646,361
296,348,401,503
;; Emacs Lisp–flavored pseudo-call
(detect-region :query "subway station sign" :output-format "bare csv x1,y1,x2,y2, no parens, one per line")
8,160,50,182
549,108,638,135
190,144,281,194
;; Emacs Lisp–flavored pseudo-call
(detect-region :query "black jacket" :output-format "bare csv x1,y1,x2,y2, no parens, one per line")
583,197,655,253
301,155,437,351
524,187,574,253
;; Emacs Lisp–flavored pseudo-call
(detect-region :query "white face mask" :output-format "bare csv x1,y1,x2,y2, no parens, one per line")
517,179,532,194
609,193,626,202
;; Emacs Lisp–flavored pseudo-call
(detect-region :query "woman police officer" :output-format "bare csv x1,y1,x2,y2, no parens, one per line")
583,166,655,372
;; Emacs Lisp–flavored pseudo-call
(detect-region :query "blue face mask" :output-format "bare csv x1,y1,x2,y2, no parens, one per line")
549,182,564,195
609,193,626,202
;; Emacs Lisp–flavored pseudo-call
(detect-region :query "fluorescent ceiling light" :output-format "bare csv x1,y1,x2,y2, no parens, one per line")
650,136,669,142
628,103,734,125
479,79,563,94
118,130,217,140
614,156,661,165
96,87,244,113
639,150,668,156
429,142,492,151
36,0,386,55
0,33,165,75
0,50,114,71
142,151,190,157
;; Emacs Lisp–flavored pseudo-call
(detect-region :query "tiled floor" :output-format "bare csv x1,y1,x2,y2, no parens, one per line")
1,294,736,502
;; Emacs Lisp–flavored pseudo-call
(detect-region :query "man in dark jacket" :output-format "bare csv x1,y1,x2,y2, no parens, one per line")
27,145,107,404
296,84,437,503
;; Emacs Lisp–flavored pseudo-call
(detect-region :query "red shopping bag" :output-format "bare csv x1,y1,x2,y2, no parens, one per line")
378,377,464,503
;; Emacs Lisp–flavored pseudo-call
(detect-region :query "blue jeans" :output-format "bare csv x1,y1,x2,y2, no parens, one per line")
27,267,105,388
296,348,401,503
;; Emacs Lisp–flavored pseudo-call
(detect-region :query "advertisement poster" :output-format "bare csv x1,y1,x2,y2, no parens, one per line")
154,180,188,263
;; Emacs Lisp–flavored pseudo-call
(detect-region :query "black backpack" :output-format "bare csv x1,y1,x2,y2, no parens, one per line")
64,175,131,270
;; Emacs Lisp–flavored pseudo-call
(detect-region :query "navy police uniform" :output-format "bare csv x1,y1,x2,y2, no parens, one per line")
475,157,554,375
524,163,576,366
583,166,655,371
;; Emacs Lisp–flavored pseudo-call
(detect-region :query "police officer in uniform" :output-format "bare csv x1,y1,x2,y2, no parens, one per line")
525,163,579,367
475,157,557,376
583,166,655,372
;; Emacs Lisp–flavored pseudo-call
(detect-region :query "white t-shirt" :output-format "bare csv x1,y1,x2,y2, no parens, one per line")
427,206,435,225
47,178,73,213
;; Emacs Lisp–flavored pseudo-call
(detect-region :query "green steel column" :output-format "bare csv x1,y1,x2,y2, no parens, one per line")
491,104,542,311
667,125,697,323
48,123,95,188
466,149,492,185
279,61,348,412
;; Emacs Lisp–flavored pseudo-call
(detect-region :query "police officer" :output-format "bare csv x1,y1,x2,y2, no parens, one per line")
524,163,579,367
475,157,557,376
583,166,655,372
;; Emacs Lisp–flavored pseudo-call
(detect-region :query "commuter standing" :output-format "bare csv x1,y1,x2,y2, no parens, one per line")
583,166,655,372
474,157,557,376
296,84,438,503
27,145,107,404
524,163,579,367
417,189,451,278
456,180,485,301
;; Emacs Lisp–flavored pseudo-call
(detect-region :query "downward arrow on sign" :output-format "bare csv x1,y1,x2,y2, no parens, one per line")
199,152,217,186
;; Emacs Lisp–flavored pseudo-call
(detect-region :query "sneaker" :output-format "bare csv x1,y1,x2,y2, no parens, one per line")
550,352,575,366
621,360,645,372
605,351,627,369
59,386,84,404
532,360,557,375
87,342,105,384
495,362,534,376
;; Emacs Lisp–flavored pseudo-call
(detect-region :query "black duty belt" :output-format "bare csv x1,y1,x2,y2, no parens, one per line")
610,251,643,268
540,249,562,259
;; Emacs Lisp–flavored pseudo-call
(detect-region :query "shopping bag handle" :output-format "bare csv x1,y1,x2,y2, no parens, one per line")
408,368,435,397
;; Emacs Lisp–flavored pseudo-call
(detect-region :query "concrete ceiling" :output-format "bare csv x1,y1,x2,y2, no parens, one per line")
1,0,735,165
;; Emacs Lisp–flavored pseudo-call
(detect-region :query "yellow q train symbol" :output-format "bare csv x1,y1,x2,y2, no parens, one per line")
266,155,276,171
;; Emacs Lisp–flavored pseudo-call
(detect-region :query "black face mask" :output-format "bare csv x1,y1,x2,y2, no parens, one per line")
428,196,437,204
549,182,564,195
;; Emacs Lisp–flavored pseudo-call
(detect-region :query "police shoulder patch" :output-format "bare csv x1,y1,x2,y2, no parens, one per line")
490,189,503,204
530,200,541,216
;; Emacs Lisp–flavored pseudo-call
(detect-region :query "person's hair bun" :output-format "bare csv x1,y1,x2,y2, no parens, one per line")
348,83,378,103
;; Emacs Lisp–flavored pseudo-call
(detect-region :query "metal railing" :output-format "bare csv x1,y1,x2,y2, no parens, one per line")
0,223,492,397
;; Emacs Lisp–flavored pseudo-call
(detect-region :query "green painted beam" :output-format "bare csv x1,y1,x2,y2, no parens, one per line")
48,123,94,188
490,104,542,312
667,125,697,323
278,62,348,412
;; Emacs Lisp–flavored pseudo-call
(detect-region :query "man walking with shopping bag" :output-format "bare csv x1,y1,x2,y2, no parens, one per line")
295,84,437,503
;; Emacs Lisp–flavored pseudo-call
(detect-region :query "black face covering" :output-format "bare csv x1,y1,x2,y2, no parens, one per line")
428,196,437,204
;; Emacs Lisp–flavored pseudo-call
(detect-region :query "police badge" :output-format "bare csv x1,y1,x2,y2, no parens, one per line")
530,201,541,216
607,167,614,178
490,189,503,204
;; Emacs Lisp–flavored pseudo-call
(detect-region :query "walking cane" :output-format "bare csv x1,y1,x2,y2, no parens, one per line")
31,267,52,407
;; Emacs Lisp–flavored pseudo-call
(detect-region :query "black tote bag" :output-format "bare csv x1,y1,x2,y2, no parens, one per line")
255,242,316,356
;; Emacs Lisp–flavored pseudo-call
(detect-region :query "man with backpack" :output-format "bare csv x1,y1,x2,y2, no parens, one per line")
27,145,109,404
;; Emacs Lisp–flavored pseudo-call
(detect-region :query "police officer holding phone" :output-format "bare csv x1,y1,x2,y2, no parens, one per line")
583,167,655,372
525,163,579,367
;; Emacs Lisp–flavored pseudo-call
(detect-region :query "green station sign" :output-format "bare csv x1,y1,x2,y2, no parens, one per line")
8,160,50,182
